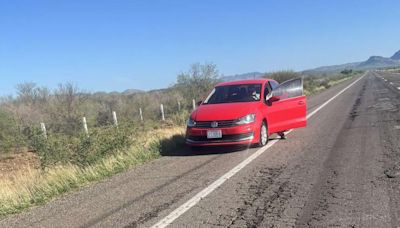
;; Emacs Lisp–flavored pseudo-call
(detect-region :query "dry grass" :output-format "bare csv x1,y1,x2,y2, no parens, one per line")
0,127,185,217
328,76,353,87
304,75,354,96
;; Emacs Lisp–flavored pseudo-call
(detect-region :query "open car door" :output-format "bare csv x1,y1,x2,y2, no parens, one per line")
267,77,307,133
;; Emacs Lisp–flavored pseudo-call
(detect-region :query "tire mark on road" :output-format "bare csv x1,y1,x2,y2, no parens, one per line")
374,73,400,227
81,154,225,228
124,186,199,228
226,167,292,227
295,78,368,227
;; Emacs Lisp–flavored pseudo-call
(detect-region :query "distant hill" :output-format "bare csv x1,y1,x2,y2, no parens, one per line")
303,62,361,74
391,50,400,60
122,89,144,95
358,56,400,69
304,49,400,74
91,89,144,97
222,50,400,80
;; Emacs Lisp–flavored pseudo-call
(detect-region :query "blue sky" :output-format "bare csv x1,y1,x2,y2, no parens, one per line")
1,0,399,95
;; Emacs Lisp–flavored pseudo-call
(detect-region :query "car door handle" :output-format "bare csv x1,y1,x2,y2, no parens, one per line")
298,101,305,105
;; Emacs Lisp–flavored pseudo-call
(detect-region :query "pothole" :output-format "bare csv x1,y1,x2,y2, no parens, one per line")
385,165,400,178
376,89,389,94
372,101,397,112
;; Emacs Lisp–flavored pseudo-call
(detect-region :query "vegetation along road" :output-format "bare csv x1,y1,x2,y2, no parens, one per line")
1,71,400,227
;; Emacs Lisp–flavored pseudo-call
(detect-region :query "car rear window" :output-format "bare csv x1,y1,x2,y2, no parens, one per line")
204,84,262,104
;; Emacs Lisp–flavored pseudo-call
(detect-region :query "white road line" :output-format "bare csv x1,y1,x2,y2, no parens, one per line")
151,75,365,228
398,87,400,90
390,82,394,85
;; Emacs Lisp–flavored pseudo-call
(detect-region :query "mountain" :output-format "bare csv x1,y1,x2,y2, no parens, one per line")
122,89,144,95
203,50,400,81
304,49,400,74
221,72,264,81
391,50,400,60
92,89,144,97
358,56,400,69
303,62,361,74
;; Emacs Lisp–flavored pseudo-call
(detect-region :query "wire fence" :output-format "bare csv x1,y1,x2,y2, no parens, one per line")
36,98,199,138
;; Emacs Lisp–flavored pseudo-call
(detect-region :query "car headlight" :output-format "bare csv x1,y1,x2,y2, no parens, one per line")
187,118,196,127
236,114,256,125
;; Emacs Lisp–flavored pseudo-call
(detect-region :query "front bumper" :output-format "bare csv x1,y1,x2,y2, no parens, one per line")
185,123,256,146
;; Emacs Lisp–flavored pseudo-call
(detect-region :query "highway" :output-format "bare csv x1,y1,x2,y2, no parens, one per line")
1,71,400,227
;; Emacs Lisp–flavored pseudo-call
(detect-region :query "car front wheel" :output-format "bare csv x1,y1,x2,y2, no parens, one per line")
258,121,268,147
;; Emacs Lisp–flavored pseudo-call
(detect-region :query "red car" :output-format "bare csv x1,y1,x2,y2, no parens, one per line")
186,78,307,147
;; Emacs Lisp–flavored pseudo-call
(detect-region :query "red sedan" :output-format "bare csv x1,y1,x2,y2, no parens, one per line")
186,78,307,147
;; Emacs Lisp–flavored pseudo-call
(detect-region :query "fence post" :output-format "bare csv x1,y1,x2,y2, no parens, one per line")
160,104,165,121
82,117,89,136
40,122,47,139
192,99,196,110
139,108,143,122
112,111,118,127
178,101,181,111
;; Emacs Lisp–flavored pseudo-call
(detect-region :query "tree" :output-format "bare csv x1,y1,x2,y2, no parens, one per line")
340,69,353,75
51,83,87,135
174,62,221,102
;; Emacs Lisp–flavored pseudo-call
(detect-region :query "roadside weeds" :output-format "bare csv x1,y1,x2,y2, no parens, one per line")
0,127,185,218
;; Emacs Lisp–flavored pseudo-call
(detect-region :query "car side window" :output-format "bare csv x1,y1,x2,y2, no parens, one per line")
272,78,303,100
269,81,279,90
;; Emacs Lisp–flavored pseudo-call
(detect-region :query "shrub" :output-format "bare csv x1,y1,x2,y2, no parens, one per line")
340,69,353,75
74,124,134,166
30,124,135,169
320,80,331,89
0,110,25,154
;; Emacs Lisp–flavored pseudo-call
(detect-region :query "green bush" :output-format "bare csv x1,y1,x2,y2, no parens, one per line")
340,69,353,75
320,80,331,89
30,128,76,169
30,124,135,169
74,125,134,166
0,110,25,155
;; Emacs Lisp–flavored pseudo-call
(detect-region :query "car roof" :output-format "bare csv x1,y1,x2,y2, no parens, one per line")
216,78,276,87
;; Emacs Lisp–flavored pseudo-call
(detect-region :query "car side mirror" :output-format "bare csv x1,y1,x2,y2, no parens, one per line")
269,96,280,102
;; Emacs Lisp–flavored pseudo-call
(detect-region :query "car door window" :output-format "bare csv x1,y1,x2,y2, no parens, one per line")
272,77,303,100
269,81,279,90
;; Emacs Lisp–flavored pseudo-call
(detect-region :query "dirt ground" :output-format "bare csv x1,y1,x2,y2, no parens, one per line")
0,151,40,181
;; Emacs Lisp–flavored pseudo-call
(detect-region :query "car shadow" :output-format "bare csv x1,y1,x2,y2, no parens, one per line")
159,134,282,157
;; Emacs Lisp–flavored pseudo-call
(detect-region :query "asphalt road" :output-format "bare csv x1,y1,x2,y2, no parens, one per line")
1,71,400,228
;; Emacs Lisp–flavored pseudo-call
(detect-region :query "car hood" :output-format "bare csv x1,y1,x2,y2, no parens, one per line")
192,102,258,121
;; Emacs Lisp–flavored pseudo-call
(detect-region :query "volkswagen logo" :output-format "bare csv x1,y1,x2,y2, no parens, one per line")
211,121,218,128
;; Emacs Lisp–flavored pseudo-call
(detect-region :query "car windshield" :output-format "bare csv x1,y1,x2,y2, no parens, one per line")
204,84,262,104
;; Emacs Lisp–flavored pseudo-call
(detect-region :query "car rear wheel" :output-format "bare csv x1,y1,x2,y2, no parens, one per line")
258,121,268,147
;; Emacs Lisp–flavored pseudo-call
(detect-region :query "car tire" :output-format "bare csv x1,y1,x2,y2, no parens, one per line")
258,121,268,147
